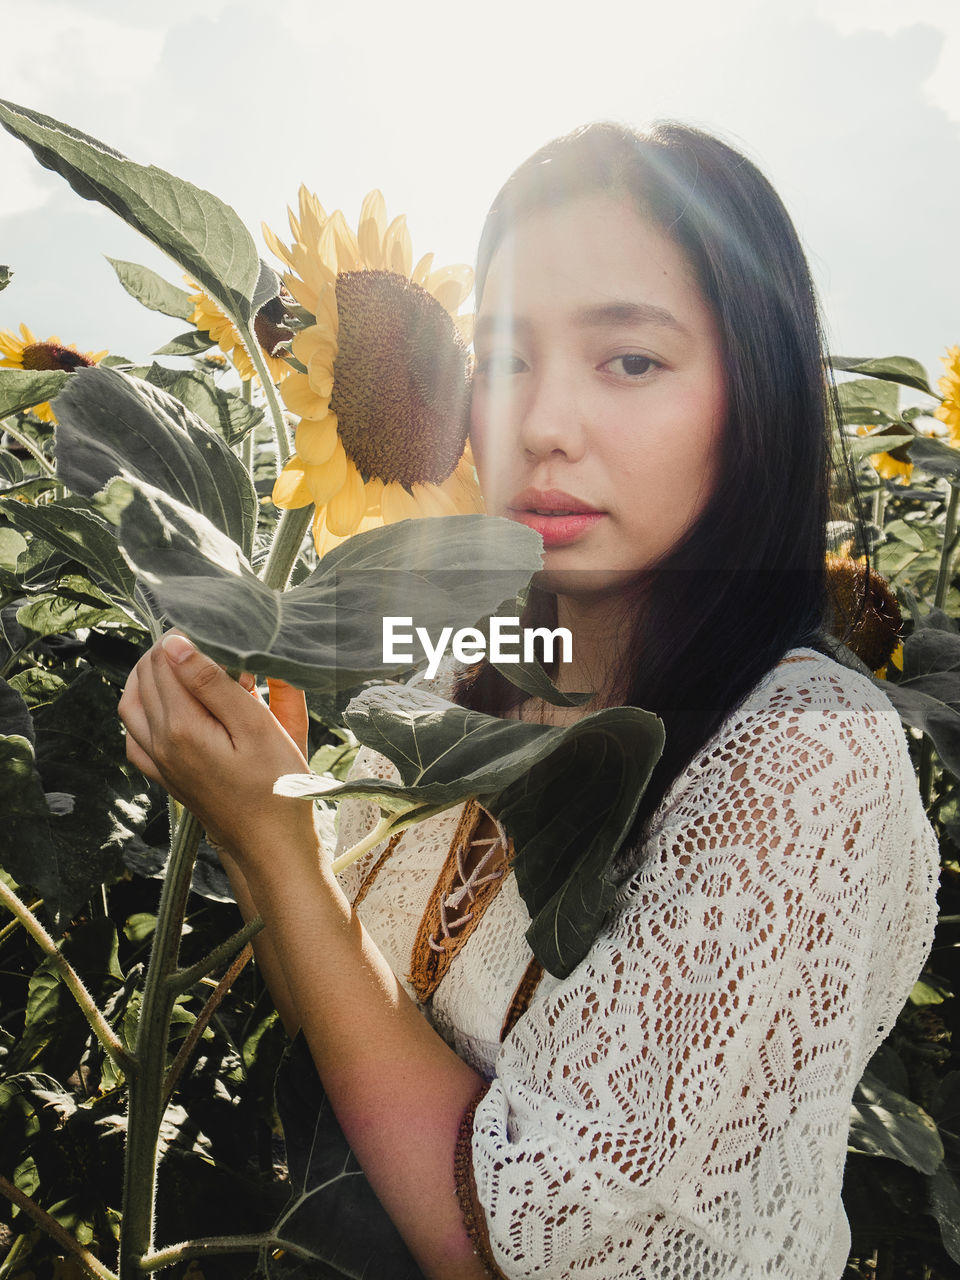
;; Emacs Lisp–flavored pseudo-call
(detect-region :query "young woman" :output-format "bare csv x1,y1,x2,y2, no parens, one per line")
119,123,940,1279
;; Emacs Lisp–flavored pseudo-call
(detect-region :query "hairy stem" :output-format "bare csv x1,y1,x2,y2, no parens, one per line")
136,1232,295,1271
237,323,291,468
261,504,312,591
920,482,960,807
0,879,133,1072
0,421,58,479
0,1175,118,1280
165,915,263,994
0,896,43,946
119,810,203,1279
161,943,253,1110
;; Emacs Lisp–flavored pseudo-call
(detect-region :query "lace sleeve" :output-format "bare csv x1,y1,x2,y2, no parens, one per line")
457,665,940,1280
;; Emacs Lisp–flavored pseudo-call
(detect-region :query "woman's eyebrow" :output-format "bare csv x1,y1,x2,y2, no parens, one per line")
573,300,688,332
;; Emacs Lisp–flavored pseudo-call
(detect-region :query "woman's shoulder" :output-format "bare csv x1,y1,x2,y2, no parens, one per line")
646,644,915,835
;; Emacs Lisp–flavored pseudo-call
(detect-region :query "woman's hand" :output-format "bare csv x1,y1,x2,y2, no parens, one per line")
119,633,316,863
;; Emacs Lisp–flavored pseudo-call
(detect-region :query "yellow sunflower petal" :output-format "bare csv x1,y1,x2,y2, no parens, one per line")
295,413,339,465
324,460,368,536
315,285,339,336
307,351,335,398
281,274,319,316
272,458,315,509
261,222,293,269
19,323,37,345
412,252,434,287
281,372,330,420
383,215,413,277
410,483,457,517
328,209,361,273
381,482,422,523
358,189,387,269
292,325,337,367
427,265,474,313
306,439,348,506
454,313,474,345
363,477,384,513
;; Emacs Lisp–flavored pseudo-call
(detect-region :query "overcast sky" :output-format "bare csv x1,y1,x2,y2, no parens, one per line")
2,0,958,395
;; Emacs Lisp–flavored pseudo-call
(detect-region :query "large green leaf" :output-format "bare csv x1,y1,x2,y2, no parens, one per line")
848,1070,944,1173
907,436,960,482
53,365,258,555
0,368,68,418
106,257,193,320
0,99,262,327
0,498,138,602
140,363,262,446
283,683,664,975
0,670,150,929
831,355,937,399
265,1033,424,1279
927,1165,960,1264
116,492,543,691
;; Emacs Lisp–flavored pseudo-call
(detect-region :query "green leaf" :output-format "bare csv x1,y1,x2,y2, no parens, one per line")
842,429,916,462
927,1164,960,1263
0,525,27,572
290,683,664,975
0,669,151,928
0,676,35,743
0,368,68,418
831,355,937,398
848,1070,944,1173
16,592,128,640
152,329,217,357
0,498,138,602
883,518,925,551
0,265,11,292
117,497,544,691
266,1033,423,1280
106,257,193,319
53,365,258,555
0,451,24,485
0,99,262,327
907,436,960,482
837,377,901,425
142,362,262,446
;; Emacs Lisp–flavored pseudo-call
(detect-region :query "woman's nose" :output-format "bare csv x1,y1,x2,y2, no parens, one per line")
515,365,586,461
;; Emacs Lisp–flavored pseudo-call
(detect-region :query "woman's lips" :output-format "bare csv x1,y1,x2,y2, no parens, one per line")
505,489,605,547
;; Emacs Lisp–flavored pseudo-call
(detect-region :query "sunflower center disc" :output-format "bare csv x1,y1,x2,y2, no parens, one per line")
330,270,470,487
21,343,94,372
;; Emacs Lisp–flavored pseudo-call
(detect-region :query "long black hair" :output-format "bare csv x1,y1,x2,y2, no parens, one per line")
458,121,835,835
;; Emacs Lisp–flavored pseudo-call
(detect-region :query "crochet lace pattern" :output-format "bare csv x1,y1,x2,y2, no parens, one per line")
334,650,940,1279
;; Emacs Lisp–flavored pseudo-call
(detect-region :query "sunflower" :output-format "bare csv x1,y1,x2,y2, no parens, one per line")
263,188,482,553
185,281,293,385
0,323,107,422
855,423,913,485
825,550,903,673
935,345,960,444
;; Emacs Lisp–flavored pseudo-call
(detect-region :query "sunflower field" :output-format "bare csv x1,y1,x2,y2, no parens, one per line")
0,98,959,1280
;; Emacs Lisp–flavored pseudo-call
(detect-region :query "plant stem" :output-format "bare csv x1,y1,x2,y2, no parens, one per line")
919,482,960,807
119,810,203,1279
871,483,886,532
161,943,253,1110
238,324,291,468
0,879,133,1072
330,811,413,874
165,915,263,994
0,896,43,946
0,1175,118,1280
261,505,312,591
136,1232,285,1272
935,482,960,609
0,422,58,479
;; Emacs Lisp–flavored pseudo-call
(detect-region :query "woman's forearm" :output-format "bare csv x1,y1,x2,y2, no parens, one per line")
214,846,302,1037
241,842,489,1280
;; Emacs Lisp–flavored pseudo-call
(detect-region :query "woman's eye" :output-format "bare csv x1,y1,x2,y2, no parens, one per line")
603,354,659,378
474,352,526,378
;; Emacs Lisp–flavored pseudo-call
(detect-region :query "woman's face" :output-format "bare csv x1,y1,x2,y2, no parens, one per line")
469,193,727,599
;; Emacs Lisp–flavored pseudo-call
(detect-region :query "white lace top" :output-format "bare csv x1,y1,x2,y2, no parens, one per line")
333,649,940,1279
